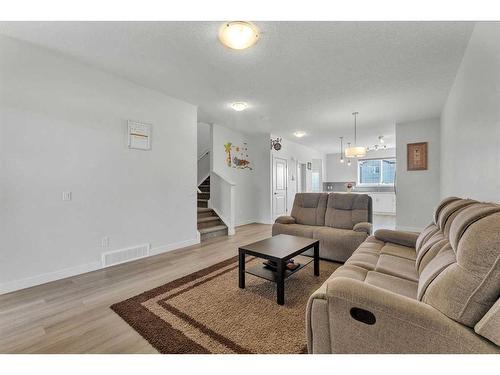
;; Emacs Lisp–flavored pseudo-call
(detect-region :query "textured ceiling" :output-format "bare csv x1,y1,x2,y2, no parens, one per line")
0,21,474,153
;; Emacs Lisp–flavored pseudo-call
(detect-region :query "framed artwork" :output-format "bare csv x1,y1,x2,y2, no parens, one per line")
407,142,428,170
128,120,151,150
307,162,312,170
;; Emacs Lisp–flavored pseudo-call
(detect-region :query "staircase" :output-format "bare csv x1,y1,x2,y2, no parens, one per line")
197,176,228,241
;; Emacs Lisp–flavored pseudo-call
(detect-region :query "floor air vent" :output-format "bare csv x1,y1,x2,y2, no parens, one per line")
102,243,150,267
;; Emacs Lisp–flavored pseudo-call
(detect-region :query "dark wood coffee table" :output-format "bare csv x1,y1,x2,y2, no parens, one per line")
238,234,319,305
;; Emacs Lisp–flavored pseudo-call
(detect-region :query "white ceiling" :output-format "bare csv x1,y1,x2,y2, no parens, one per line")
0,21,474,153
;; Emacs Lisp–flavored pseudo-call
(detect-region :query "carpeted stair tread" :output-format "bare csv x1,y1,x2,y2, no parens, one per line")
197,207,214,213
197,216,220,223
198,225,227,234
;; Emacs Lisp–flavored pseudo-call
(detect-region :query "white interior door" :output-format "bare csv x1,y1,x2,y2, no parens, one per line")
273,157,287,219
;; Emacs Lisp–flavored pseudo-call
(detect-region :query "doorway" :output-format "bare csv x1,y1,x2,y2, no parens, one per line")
297,163,307,193
272,157,287,219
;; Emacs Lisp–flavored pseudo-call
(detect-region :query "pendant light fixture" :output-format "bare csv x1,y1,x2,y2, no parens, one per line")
346,143,352,166
339,136,345,163
344,112,366,158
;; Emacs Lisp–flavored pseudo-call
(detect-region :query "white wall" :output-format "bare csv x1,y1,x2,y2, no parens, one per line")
326,148,396,182
396,118,441,231
197,122,211,158
441,22,500,203
211,124,271,226
270,136,325,215
0,35,198,293
197,122,211,185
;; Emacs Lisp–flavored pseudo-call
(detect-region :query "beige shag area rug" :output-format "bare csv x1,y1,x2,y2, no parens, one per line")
111,255,339,354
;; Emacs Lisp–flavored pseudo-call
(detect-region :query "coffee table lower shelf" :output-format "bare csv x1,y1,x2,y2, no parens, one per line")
245,259,314,282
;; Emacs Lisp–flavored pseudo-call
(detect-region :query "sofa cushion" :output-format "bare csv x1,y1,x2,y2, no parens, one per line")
271,223,317,238
380,242,416,261
312,226,368,262
422,206,500,327
290,193,328,226
436,199,476,230
422,209,500,327
345,250,380,270
375,254,419,282
324,193,371,230
324,264,417,299
365,271,418,299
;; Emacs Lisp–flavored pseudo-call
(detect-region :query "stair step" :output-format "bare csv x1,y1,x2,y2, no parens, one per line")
197,216,220,223
197,199,208,202
197,207,213,213
198,220,222,229
198,224,227,234
199,224,228,241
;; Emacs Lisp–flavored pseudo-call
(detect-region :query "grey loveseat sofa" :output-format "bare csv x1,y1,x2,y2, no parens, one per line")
272,193,373,262
306,197,500,353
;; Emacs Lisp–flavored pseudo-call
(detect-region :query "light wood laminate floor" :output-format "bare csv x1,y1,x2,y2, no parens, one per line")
0,223,272,353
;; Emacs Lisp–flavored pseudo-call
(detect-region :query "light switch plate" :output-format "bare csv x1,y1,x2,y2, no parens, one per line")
62,191,72,201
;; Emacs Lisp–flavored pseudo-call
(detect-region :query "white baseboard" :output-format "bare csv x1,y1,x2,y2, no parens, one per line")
235,219,257,227
0,260,101,295
149,237,200,256
0,236,201,296
256,218,274,225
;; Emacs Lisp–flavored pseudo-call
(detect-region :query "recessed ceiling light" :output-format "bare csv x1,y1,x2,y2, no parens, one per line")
293,131,306,138
219,21,259,50
230,102,248,111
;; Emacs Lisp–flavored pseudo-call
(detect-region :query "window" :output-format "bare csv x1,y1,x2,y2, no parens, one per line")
358,158,396,185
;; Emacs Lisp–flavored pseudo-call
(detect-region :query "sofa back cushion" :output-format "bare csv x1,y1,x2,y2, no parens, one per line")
291,193,328,226
324,193,372,230
416,197,500,328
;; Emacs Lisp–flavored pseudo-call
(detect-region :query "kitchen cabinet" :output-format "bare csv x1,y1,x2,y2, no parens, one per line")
367,192,396,215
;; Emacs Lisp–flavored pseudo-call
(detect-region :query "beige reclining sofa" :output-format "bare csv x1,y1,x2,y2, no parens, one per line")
306,197,500,353
272,193,373,262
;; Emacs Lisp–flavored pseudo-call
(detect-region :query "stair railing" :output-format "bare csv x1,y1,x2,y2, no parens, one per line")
197,150,211,186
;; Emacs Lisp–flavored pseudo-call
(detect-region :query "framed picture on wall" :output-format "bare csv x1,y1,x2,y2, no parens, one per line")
307,162,312,170
407,142,428,170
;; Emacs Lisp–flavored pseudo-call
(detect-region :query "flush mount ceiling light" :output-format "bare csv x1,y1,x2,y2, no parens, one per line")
293,131,306,138
344,112,367,158
230,102,248,111
219,21,259,50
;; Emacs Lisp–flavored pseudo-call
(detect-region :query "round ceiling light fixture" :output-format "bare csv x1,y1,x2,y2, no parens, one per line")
293,131,306,138
230,102,249,111
219,21,259,50
344,112,367,158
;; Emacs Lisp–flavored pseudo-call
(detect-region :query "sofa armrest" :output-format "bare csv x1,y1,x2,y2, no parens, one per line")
353,222,372,235
374,229,419,248
274,215,296,224
306,277,500,353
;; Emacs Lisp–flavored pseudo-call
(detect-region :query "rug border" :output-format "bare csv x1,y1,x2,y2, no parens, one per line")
110,255,309,354
110,256,239,354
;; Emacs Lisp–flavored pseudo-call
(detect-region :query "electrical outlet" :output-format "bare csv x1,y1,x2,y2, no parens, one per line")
101,236,109,249
62,191,72,201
